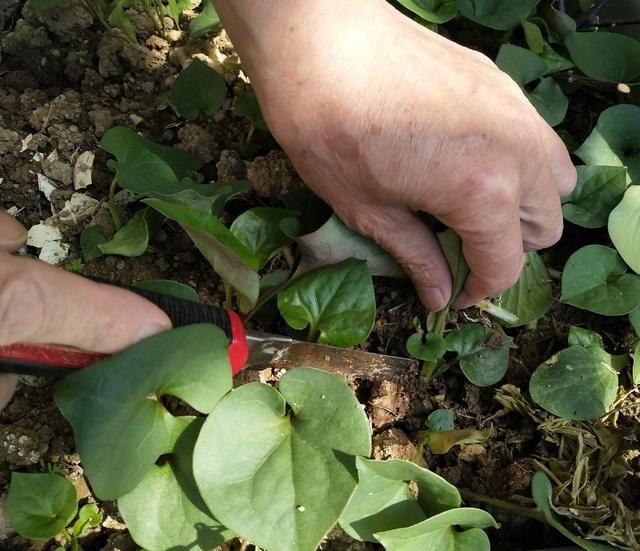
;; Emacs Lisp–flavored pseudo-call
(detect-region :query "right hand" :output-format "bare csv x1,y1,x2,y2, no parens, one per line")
0,211,172,410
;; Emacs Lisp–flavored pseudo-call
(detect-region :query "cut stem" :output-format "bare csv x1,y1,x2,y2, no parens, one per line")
108,176,122,231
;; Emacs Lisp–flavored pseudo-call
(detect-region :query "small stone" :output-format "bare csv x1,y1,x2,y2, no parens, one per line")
247,150,302,198
457,444,487,464
26,223,63,248
88,109,113,136
369,380,409,429
372,428,417,462
39,240,70,265
73,151,95,190
216,149,246,181
37,173,58,200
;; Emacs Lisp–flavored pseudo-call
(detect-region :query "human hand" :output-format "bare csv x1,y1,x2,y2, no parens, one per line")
215,0,576,310
0,211,171,410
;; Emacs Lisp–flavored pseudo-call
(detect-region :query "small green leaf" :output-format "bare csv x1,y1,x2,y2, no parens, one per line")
491,252,551,327
529,345,619,420
230,208,299,269
445,325,511,386
278,259,376,347
168,59,227,120
539,42,574,75
565,31,640,83
134,279,200,302
98,208,162,257
406,333,447,361
521,18,544,53
562,166,628,228
633,342,640,385
630,307,640,336
119,417,233,551
560,245,640,315
339,458,461,542
422,426,493,455
54,325,233,500
193,368,371,551
144,198,260,312
72,503,103,538
166,0,190,26
425,409,455,432
609,186,640,274
189,1,220,38
80,225,108,262
527,77,568,127
151,179,250,215
457,0,538,30
7,472,77,540
575,105,640,184
374,508,497,551
109,0,136,42
100,127,201,195
437,229,469,306
235,90,268,131
397,0,458,23
567,326,604,349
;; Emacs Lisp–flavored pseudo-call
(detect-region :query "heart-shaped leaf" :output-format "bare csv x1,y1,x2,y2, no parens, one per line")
406,333,447,361
445,324,511,386
278,259,376,346
339,458,461,542
118,417,234,551
54,324,233,500
80,225,108,262
560,245,640,315
189,1,220,38
397,0,458,23
491,252,552,327
527,77,568,127
565,31,640,83
100,127,201,194
193,368,371,551
145,198,260,312
374,508,497,551
98,208,162,257
567,326,604,349
529,345,619,420
562,166,628,228
230,207,300,269
235,90,268,131
168,59,227,120
457,0,538,30
609,185,640,274
575,105,640,184
7,472,77,540
425,409,455,431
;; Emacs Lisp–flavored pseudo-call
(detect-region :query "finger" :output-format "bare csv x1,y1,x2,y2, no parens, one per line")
0,374,18,411
347,206,452,311
540,123,577,197
0,255,172,353
520,194,564,251
0,211,27,252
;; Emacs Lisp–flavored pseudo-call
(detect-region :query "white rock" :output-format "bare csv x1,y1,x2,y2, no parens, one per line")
5,206,20,216
19,133,33,153
56,192,99,225
26,223,63,248
39,240,69,265
37,173,57,201
73,151,95,190
46,150,58,162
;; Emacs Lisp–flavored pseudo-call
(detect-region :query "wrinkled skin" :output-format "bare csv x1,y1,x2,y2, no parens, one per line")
215,0,576,309
0,211,171,409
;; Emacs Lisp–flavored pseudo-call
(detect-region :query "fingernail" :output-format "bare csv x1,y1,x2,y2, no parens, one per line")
0,213,27,249
135,323,170,343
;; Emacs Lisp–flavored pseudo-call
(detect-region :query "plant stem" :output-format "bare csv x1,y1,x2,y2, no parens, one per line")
223,281,234,310
459,488,547,523
307,325,320,342
422,306,449,378
246,124,256,147
107,176,122,231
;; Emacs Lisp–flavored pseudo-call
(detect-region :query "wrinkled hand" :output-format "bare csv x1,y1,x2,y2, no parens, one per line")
216,0,576,310
0,211,171,410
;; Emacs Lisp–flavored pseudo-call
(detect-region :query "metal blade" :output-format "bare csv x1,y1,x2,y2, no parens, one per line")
245,331,417,379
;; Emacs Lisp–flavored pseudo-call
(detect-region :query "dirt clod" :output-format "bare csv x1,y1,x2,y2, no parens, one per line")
247,150,302,198
372,428,417,462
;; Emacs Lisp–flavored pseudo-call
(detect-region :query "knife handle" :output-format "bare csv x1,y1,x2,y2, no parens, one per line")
0,285,249,378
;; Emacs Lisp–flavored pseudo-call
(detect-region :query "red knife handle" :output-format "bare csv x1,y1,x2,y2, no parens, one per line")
0,286,249,378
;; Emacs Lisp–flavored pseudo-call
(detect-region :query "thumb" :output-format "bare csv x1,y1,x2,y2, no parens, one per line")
351,207,452,311
0,255,172,354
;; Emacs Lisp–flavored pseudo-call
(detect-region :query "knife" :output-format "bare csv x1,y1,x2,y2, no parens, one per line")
0,283,416,380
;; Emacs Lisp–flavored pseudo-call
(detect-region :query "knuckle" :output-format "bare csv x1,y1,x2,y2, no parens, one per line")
0,264,46,345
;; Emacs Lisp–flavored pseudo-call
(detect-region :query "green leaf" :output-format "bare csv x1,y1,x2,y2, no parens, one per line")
109,0,136,43
168,59,227,121
151,179,250,215
422,426,493,455
521,18,544,53
144,198,260,312
339,458,461,543
491,252,551,327
100,127,201,195
575,104,640,184
80,225,108,262
630,307,640,336
562,166,628,228
73,503,102,538
397,0,458,23
527,77,568,127
565,31,640,83
189,1,220,38
54,325,233,500
445,324,511,386
230,208,299,269
529,345,619,420
568,326,604,349
234,90,268,131
374,508,497,551
166,0,190,26
633,342,640,385
609,185,640,274
539,42,574,75
406,333,447,361
560,245,640,315
425,409,455,432
119,417,233,551
531,472,619,551
277,259,376,347
133,279,200,302
193,368,371,551
437,229,469,306
98,208,162,257
7,472,77,540
296,214,404,278
457,0,538,30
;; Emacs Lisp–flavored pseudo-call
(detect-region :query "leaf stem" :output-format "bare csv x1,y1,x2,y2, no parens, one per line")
422,306,449,378
108,176,122,232
223,281,234,310
459,488,547,524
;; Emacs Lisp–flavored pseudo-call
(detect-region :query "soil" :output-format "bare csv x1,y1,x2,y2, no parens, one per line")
1,3,639,551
